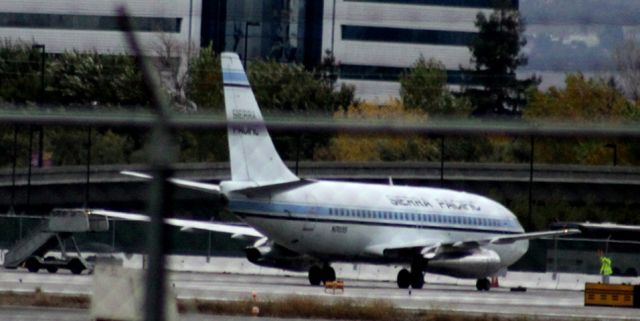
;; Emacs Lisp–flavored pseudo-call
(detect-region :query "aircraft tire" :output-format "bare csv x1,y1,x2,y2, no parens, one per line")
410,271,424,289
476,278,490,291
322,266,336,283
308,265,323,286
397,269,411,289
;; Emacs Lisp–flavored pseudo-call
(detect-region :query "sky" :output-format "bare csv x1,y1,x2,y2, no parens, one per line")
520,0,640,87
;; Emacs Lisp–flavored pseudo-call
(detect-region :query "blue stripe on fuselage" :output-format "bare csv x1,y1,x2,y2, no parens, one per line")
228,199,521,234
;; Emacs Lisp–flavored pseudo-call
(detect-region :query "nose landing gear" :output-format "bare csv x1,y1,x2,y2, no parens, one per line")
476,278,491,291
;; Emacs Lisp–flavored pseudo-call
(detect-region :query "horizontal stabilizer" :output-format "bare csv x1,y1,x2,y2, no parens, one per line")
121,170,221,194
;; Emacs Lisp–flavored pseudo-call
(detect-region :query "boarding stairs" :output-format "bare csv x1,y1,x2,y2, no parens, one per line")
3,209,109,273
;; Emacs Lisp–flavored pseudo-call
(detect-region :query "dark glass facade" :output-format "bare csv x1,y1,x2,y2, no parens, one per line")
201,0,227,52
340,64,480,85
200,0,323,67
344,0,518,9
342,25,476,46
0,12,181,33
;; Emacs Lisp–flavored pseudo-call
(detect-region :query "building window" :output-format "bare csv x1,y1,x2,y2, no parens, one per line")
0,13,181,33
342,25,476,46
344,0,519,9
339,64,480,85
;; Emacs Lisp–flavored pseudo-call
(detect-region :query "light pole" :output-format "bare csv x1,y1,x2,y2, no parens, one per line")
32,44,46,168
440,135,445,187
9,126,17,214
605,143,617,166
244,21,260,66
528,135,535,230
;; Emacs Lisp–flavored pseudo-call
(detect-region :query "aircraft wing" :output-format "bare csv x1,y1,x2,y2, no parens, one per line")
121,171,221,194
367,228,580,259
89,209,264,238
488,229,580,245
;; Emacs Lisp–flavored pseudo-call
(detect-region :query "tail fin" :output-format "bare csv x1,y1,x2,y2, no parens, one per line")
221,52,298,184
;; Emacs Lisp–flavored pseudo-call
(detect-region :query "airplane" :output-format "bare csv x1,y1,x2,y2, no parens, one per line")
92,52,579,291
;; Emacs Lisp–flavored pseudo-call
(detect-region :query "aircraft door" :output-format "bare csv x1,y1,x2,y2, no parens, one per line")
302,194,318,232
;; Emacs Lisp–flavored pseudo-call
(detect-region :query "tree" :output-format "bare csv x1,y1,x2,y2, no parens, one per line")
247,56,355,160
317,100,436,161
248,59,353,115
185,46,223,111
47,127,134,165
0,40,43,103
614,39,640,100
466,0,538,116
400,56,472,116
46,51,146,106
524,74,640,165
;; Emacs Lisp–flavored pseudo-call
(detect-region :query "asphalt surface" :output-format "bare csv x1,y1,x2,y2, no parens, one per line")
1,269,638,320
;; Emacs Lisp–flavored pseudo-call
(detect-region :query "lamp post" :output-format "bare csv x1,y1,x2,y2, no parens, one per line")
244,21,260,66
32,44,46,168
439,135,445,187
528,135,534,230
605,143,617,166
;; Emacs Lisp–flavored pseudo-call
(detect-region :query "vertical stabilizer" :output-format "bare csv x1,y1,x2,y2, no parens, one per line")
221,53,298,184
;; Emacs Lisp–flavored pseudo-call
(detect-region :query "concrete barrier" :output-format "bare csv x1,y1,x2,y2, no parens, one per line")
91,263,178,321
4,251,639,291
161,255,640,290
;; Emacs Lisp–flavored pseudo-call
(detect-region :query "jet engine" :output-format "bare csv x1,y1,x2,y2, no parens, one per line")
244,239,318,272
425,248,502,278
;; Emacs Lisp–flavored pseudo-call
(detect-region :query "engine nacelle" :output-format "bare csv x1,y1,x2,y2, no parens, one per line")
244,243,318,272
426,248,502,279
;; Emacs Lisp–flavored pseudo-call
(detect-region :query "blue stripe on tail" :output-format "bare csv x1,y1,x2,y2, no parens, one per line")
223,70,250,86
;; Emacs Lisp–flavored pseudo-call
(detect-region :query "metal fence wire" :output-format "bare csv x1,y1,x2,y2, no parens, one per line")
1,7,640,321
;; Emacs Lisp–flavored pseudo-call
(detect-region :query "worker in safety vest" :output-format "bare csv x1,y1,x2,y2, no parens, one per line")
598,249,613,284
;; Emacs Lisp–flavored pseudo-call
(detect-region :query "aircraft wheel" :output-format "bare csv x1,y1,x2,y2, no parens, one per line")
322,265,336,283
397,268,411,289
476,278,490,291
308,265,323,286
411,271,424,289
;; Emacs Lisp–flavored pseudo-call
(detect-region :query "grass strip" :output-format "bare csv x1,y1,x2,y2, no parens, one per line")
0,290,590,321
0,288,89,309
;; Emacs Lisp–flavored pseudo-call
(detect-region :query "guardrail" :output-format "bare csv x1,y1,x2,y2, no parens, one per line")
1,162,639,186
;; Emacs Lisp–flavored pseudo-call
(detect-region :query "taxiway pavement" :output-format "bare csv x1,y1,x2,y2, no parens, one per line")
0,269,638,320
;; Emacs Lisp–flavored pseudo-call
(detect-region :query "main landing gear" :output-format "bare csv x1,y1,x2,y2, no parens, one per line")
308,264,336,286
476,278,491,291
397,262,425,289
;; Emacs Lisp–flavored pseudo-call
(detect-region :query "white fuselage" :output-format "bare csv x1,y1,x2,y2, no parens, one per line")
222,180,528,270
